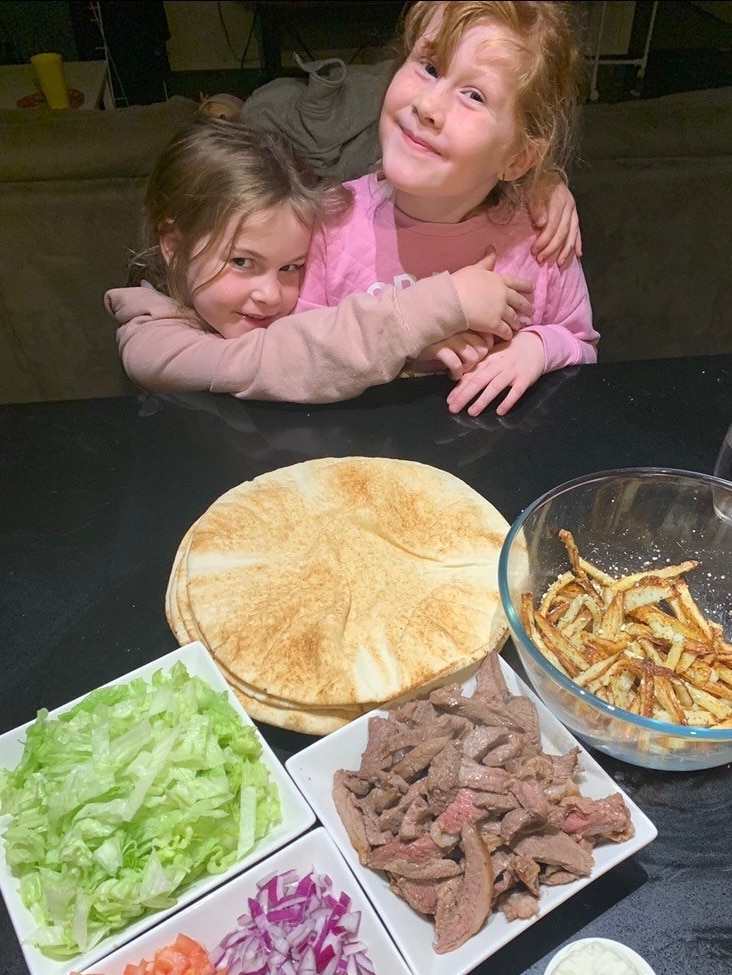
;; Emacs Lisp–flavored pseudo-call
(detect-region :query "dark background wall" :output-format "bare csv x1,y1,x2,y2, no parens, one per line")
0,1,730,106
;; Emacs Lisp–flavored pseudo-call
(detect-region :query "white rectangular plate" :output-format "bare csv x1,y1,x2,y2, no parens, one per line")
286,656,658,975
78,827,412,975
0,641,315,975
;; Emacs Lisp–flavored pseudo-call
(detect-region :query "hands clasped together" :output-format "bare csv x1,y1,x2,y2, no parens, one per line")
409,249,544,417
410,182,582,416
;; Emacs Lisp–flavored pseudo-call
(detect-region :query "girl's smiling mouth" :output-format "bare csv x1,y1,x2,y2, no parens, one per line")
240,313,277,329
399,124,443,156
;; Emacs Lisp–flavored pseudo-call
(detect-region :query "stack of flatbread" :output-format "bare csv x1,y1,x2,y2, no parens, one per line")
166,457,510,735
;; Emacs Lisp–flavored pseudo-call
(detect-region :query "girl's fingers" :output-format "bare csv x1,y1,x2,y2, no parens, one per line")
535,207,571,265
448,368,499,414
502,275,534,294
575,222,583,258
466,377,507,416
506,290,534,319
439,349,465,380
500,307,520,335
493,317,515,341
531,204,548,229
495,378,529,416
557,210,580,270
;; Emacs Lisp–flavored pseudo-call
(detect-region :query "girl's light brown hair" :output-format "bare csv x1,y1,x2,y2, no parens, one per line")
400,1,587,209
129,117,351,312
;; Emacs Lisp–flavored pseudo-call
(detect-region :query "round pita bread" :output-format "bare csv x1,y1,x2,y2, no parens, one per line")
167,526,361,734
181,458,508,712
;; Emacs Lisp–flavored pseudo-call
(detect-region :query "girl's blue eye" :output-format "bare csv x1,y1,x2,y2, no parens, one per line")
231,257,252,269
281,262,305,273
467,90,485,104
422,60,438,78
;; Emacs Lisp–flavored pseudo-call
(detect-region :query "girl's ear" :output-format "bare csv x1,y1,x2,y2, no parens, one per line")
504,137,548,182
159,226,179,266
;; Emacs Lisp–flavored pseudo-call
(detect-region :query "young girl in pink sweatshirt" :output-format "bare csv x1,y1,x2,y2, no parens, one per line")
297,0,599,415
105,119,538,403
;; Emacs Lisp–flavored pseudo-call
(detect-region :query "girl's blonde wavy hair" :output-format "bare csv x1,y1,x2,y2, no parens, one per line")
400,1,587,211
129,117,351,315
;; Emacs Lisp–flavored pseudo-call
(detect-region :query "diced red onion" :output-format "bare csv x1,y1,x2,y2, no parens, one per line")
212,868,376,975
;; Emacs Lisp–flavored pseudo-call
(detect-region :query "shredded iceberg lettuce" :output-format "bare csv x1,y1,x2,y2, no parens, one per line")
0,661,281,959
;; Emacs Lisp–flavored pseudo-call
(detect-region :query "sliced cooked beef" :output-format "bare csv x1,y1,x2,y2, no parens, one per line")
379,779,425,834
513,829,594,877
390,876,440,916
362,780,403,816
481,731,525,766
473,790,520,816
429,685,518,729
549,747,582,785
336,768,372,797
458,758,511,793
474,650,511,703
391,735,452,781
399,793,431,840
462,724,507,761
541,865,581,886
359,715,402,773
390,704,471,742
500,806,542,846
393,698,439,726
559,792,635,842
360,801,396,847
504,695,542,754
430,788,484,846
498,887,540,922
434,823,494,954
425,739,462,814
334,651,634,955
367,834,459,878
510,853,541,895
512,778,550,820
370,768,409,797
333,769,370,863
433,876,461,942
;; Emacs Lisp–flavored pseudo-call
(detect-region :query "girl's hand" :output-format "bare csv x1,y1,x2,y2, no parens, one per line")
446,331,545,416
451,249,534,340
409,331,494,380
530,179,582,271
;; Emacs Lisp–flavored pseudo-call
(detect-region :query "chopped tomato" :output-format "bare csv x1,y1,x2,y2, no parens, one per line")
120,934,224,975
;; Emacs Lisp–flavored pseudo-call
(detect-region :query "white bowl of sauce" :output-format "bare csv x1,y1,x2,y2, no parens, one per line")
545,938,656,975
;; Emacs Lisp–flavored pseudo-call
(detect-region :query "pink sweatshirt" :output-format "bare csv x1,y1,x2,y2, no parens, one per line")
297,173,599,373
106,272,471,402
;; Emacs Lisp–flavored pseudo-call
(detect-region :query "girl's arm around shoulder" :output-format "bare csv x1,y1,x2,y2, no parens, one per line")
105,275,468,402
522,258,600,373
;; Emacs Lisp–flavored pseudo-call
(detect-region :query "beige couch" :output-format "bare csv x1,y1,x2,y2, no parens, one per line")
1,86,730,404
569,86,732,363
0,96,198,404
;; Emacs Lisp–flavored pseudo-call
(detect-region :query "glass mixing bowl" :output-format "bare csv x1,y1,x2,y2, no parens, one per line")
498,469,732,771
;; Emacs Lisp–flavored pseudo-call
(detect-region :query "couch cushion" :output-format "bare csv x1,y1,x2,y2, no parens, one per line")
0,96,198,403
0,95,198,181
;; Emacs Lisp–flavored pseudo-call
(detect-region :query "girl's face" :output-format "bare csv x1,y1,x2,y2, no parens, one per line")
379,17,533,223
184,204,312,338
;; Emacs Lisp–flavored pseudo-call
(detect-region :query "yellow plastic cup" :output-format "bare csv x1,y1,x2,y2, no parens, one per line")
30,53,71,109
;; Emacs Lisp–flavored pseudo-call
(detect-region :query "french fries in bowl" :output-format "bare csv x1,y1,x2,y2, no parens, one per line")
498,469,732,770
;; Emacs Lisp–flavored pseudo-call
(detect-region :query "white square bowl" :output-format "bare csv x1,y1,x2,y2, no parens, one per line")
286,656,658,975
78,827,412,975
0,641,315,975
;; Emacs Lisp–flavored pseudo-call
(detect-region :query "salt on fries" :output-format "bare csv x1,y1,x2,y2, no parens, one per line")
521,530,732,730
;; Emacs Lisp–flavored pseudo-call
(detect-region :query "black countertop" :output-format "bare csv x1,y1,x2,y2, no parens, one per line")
2,355,731,975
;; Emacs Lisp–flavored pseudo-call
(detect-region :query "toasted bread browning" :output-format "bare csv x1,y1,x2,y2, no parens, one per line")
166,458,510,733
